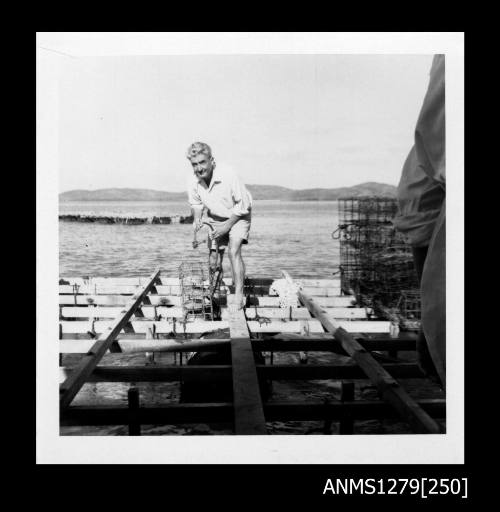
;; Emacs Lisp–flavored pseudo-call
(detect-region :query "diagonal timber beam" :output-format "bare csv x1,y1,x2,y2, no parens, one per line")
59,268,161,409
281,270,442,434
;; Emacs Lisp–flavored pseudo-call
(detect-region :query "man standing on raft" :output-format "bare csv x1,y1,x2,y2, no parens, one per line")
186,142,252,311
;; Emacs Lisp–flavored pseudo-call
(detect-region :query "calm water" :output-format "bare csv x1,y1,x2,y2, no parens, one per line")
59,200,340,279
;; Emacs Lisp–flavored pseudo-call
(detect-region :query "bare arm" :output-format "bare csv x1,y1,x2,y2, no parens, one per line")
192,206,204,231
209,214,241,241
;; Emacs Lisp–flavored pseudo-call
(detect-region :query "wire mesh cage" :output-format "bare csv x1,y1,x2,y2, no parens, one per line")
178,258,214,321
336,196,420,328
397,289,422,320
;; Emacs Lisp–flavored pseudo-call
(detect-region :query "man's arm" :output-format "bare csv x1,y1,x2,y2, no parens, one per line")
209,214,239,241
191,206,204,248
187,178,204,232
192,206,204,231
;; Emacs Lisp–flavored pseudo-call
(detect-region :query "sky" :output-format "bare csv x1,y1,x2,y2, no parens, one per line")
58,53,434,192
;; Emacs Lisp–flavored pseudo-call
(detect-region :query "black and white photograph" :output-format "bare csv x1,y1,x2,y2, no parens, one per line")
37,32,464,465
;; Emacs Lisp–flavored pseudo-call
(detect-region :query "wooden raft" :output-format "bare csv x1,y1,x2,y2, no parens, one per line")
282,270,442,434
59,271,445,434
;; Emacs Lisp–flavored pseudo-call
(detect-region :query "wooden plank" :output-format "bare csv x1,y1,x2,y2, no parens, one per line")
60,338,230,354
60,306,122,318
246,320,390,334
254,296,356,307
268,286,341,297
61,306,184,319
60,318,389,335
227,302,267,435
59,269,161,409
127,387,141,436
59,284,184,295
60,284,139,295
299,286,342,297
323,307,371,319
59,294,183,306
60,399,445,427
243,308,312,320
282,270,442,434
244,307,370,320
60,335,416,354
339,382,355,434
60,294,357,308
61,362,423,382
59,319,229,335
60,276,181,286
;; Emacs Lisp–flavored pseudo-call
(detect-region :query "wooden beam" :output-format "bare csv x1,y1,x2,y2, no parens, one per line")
127,387,141,436
300,286,342,297
246,320,390,334
60,306,185,319
60,334,416,354
59,319,229,335
339,382,355,434
59,294,357,308
63,305,370,321
61,361,424,382
61,276,174,286
246,307,370,320
59,269,161,409
60,338,231,354
254,296,356,307
59,284,183,295
59,294,184,306
282,270,442,434
60,399,445,427
227,302,267,435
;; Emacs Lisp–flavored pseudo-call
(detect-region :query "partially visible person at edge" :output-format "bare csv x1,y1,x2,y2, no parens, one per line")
393,54,446,389
186,142,252,311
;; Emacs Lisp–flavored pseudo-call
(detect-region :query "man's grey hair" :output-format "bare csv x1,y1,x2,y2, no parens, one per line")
186,142,212,161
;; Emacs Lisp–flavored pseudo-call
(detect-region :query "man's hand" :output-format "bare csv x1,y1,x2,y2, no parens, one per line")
210,221,231,240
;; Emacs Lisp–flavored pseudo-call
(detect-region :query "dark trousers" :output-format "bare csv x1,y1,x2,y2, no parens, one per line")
412,246,440,383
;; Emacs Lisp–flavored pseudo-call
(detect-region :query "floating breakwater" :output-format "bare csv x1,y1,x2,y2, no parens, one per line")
59,214,194,225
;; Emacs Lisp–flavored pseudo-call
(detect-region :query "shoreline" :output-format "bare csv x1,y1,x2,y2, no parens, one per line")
59,214,194,224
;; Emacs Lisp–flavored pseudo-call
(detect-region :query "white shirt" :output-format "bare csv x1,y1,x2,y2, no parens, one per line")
187,164,252,219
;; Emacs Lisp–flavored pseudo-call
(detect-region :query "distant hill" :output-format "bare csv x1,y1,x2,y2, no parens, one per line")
59,182,397,202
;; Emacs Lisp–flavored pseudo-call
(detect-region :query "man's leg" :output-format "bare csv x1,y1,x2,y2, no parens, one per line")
227,238,246,310
209,248,224,275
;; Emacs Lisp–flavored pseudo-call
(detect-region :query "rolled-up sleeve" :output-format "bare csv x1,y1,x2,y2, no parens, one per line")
230,174,252,216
